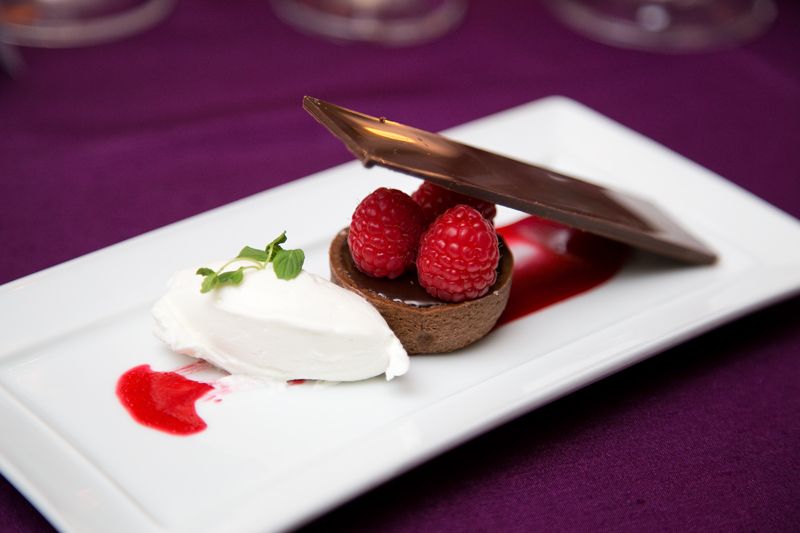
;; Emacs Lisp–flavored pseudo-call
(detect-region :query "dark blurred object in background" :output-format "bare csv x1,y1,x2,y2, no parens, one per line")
270,0,467,45
545,0,777,52
0,0,174,47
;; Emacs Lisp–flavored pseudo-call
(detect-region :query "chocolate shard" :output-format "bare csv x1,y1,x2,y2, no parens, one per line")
303,96,717,265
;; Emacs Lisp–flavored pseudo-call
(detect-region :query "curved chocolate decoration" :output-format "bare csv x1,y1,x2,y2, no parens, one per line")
303,96,716,265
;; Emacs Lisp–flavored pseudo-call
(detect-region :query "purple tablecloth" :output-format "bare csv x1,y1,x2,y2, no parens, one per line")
2,1,799,531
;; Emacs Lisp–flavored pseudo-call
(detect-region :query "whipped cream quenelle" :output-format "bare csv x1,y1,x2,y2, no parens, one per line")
152,262,409,382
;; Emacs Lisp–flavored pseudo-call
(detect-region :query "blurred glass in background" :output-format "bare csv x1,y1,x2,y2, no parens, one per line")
270,0,467,45
544,0,777,52
0,0,174,47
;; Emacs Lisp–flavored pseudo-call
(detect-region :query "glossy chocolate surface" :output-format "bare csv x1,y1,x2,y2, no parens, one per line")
337,231,443,307
304,96,717,265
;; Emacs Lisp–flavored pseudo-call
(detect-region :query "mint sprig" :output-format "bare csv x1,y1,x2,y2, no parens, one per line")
196,231,305,293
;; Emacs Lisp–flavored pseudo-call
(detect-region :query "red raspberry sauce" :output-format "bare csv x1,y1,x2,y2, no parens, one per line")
497,215,628,325
116,364,213,435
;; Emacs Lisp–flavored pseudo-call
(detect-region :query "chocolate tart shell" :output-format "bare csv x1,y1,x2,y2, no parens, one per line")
329,228,513,354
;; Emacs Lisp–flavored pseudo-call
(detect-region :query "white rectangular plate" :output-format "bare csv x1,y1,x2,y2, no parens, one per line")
2,97,799,533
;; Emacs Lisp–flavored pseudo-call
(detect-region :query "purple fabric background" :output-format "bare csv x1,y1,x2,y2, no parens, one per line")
1,0,799,531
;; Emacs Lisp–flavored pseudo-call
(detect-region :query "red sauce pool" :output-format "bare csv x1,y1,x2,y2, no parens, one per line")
116,364,213,435
117,215,628,435
497,215,628,325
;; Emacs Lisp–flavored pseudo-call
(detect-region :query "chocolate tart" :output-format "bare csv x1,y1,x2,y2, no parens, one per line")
329,228,513,354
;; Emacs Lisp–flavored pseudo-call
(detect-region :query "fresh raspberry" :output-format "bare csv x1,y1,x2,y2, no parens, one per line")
411,181,496,225
416,205,499,303
348,187,425,279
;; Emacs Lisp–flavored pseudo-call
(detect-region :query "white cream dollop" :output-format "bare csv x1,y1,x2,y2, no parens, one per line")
152,262,409,382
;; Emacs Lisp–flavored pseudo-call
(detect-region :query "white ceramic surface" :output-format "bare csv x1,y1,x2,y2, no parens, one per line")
2,97,799,533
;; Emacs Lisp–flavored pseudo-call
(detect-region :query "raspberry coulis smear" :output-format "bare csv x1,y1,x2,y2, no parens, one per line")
116,364,214,435
497,215,628,325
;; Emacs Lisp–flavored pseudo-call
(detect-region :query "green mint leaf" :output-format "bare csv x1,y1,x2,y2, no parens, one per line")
266,244,282,263
266,232,288,249
237,246,268,262
196,231,303,293
273,249,304,280
200,273,218,293
218,267,245,285
265,231,288,262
